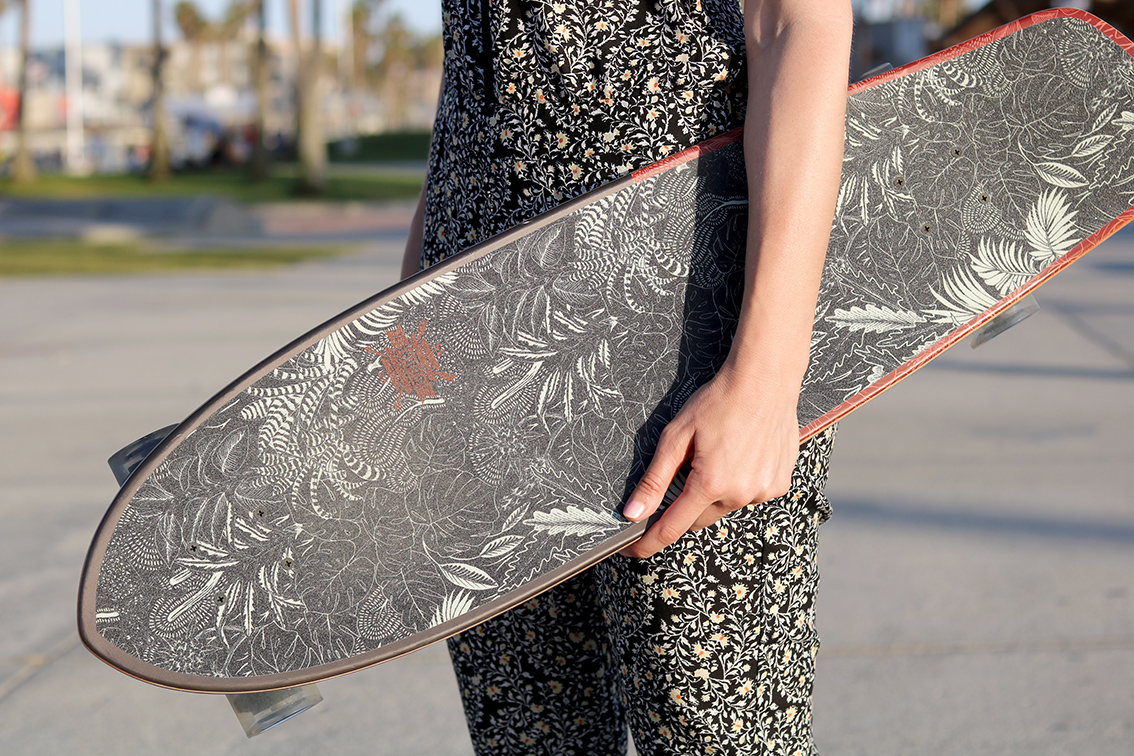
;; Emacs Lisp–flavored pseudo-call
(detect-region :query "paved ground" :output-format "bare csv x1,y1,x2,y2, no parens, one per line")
0,196,423,245
0,197,264,239
0,215,1130,754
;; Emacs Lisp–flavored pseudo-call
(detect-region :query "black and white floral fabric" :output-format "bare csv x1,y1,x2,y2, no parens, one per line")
421,0,748,267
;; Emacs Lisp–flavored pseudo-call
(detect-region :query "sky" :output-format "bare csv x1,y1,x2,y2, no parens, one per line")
0,0,997,50
0,0,443,48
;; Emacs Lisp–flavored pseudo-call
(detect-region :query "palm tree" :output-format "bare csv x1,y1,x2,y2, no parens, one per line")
289,0,326,194
151,0,171,179
349,0,380,87
376,12,412,128
249,0,270,180
925,0,965,29
217,1,253,86
173,0,209,92
12,0,37,183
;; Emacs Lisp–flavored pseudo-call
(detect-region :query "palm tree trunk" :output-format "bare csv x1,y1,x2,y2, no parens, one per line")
250,0,271,181
151,0,171,180
220,39,231,86
190,41,201,92
292,0,326,194
287,0,304,162
12,0,37,184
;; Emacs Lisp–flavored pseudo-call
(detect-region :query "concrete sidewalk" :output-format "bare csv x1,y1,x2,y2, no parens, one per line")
813,229,1134,753
0,226,1130,754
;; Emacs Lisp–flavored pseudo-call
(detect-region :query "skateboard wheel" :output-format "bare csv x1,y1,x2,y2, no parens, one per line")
969,294,1040,348
227,685,324,738
107,425,178,486
857,62,893,81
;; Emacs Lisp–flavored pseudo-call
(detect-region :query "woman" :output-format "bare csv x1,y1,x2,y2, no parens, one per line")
401,0,853,753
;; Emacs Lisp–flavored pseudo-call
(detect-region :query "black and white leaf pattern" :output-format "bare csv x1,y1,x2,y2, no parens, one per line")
431,591,475,626
1114,110,1134,130
1025,189,1079,264
478,535,525,560
525,506,622,537
439,563,499,591
830,304,926,334
1035,161,1089,188
929,268,1002,323
1070,134,1112,158
972,238,1038,296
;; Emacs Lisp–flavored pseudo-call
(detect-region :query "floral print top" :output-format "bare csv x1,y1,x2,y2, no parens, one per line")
421,0,749,267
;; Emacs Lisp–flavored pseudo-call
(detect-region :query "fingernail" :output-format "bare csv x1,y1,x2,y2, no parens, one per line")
623,499,646,520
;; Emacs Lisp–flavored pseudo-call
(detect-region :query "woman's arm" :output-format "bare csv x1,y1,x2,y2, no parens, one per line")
401,184,428,280
621,0,853,558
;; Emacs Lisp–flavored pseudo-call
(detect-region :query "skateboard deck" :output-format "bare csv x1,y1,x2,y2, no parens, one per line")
80,9,1134,694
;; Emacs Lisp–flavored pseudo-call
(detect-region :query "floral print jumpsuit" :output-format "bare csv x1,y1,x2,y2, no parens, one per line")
420,1,836,754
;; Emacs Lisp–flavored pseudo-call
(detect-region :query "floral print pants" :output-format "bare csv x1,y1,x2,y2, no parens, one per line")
447,426,836,756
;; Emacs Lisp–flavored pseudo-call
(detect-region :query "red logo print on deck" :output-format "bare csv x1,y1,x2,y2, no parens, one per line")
366,319,456,409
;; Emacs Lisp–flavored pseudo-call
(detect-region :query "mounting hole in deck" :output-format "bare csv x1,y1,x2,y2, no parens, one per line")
894,176,905,187
922,223,933,234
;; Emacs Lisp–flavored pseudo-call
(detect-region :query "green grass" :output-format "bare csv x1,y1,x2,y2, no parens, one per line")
0,239,350,277
328,131,432,162
0,169,423,203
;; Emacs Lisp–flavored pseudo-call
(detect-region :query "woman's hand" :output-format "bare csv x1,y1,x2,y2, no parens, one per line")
619,363,802,558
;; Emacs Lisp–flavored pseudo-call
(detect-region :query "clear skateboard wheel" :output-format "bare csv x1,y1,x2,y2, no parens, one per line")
969,294,1040,348
227,685,324,738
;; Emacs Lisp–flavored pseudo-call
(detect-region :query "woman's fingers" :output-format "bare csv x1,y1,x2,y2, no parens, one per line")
622,469,718,558
622,423,692,523
690,501,741,532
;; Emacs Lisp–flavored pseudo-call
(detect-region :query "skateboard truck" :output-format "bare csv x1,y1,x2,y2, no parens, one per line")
968,294,1040,348
108,429,324,737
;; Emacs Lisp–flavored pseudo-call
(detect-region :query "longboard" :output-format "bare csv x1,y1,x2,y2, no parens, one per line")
79,9,1134,695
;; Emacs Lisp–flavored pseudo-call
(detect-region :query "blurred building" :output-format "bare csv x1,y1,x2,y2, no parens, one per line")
852,0,930,80
850,0,1134,79
933,0,1134,51
0,30,442,174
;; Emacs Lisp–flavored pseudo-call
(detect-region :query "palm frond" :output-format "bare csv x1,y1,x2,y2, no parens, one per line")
1024,189,1079,264
972,238,1037,296
928,267,999,324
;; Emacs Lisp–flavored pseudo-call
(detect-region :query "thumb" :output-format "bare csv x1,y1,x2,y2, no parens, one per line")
623,424,692,522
